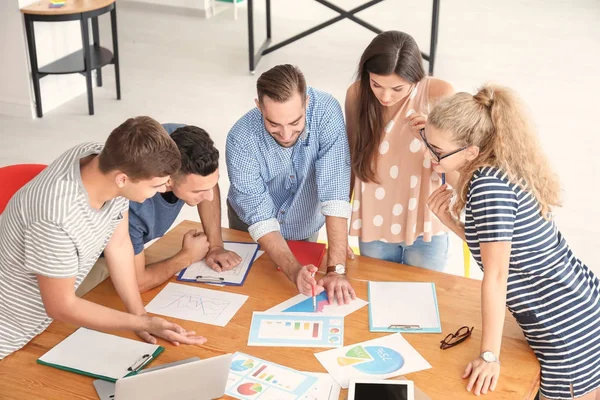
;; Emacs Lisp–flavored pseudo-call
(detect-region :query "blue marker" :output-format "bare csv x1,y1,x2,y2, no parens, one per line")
442,173,446,185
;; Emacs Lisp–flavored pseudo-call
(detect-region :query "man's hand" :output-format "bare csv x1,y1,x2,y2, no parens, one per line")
318,273,356,305
295,265,325,297
205,246,243,272
181,229,209,264
136,315,207,346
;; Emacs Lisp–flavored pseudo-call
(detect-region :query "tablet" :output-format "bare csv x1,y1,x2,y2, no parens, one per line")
348,379,414,400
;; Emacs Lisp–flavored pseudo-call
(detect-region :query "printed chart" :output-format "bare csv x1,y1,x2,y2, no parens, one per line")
267,293,368,317
226,353,318,400
315,333,431,388
248,312,344,348
145,283,248,327
336,345,404,374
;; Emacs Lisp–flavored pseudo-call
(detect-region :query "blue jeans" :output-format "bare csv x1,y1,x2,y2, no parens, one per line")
359,234,449,272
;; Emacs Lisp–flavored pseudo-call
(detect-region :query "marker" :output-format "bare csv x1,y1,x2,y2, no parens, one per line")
441,173,446,185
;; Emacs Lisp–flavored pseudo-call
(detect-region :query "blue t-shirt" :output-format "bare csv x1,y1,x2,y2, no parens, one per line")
128,123,186,255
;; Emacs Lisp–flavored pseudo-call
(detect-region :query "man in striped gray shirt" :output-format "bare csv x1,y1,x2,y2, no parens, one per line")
0,117,207,360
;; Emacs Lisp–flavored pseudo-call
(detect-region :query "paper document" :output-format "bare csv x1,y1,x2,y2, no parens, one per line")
248,312,344,348
267,292,367,317
226,352,318,399
145,283,248,327
314,333,431,388
178,242,259,285
369,282,441,333
303,372,342,400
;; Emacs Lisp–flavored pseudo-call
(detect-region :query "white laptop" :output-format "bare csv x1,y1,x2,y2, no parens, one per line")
94,354,232,400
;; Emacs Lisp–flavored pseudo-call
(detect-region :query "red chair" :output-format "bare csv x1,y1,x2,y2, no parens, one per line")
0,164,47,214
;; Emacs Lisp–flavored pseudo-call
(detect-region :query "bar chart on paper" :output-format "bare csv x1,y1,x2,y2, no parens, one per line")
248,312,344,348
258,320,322,340
227,353,318,400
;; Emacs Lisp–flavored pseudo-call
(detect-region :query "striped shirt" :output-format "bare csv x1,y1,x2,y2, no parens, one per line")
465,166,600,399
0,143,129,360
226,87,352,241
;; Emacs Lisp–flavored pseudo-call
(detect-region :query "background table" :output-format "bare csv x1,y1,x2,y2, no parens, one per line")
0,221,540,399
21,0,121,117
247,0,440,75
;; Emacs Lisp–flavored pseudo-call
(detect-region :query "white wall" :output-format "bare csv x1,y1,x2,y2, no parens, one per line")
121,0,212,16
0,0,33,118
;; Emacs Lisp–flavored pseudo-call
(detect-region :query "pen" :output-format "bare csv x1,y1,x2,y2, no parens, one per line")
441,173,446,185
195,276,224,282
311,271,316,312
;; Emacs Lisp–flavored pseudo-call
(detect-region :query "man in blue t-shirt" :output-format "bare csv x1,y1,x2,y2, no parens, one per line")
129,123,241,292
77,124,242,295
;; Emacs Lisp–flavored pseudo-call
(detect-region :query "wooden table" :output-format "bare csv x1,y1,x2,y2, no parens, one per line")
21,0,121,117
0,221,540,399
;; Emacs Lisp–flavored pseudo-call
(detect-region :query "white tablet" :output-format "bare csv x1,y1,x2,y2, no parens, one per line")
348,379,414,400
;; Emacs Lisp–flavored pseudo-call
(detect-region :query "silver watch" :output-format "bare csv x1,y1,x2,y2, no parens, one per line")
326,264,346,275
480,351,500,364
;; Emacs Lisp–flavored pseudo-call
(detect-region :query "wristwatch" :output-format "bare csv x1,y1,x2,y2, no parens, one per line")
326,264,346,275
479,351,500,364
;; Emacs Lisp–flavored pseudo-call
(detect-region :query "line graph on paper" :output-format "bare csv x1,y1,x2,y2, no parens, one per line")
162,293,231,320
145,283,249,326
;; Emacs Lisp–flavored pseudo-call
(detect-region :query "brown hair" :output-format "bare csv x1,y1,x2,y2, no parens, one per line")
351,31,426,183
257,64,306,104
428,84,562,217
98,116,181,181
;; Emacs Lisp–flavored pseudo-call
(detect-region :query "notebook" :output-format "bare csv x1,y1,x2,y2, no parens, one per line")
37,328,164,382
368,282,442,333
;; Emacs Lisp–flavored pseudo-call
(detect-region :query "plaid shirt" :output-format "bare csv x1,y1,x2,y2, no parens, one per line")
226,87,351,241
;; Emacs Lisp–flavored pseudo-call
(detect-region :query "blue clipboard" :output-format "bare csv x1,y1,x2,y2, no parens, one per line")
368,281,442,333
176,241,259,286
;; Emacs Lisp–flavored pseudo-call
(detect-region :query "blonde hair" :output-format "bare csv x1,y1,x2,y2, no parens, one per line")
428,84,561,218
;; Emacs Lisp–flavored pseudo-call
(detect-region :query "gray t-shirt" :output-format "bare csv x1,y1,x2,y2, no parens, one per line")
0,143,129,360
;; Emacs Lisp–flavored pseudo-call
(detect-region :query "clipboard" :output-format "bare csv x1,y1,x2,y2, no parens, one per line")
177,241,259,286
368,282,442,333
37,328,164,382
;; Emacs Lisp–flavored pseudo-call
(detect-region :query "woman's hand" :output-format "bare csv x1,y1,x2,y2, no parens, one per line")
463,357,500,395
427,184,456,227
406,109,427,139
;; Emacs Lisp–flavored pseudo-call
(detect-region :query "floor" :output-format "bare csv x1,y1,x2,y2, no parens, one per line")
1,0,599,280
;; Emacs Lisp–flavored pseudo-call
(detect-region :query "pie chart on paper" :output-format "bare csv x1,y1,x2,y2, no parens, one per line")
230,359,255,372
337,345,404,375
237,382,263,395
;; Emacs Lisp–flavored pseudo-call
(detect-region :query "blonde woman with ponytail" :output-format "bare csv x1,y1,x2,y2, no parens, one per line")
422,85,600,400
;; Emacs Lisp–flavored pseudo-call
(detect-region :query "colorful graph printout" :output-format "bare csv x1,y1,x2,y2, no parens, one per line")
248,312,344,348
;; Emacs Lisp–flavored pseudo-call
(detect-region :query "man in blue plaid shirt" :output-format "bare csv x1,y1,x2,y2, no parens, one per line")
226,64,356,304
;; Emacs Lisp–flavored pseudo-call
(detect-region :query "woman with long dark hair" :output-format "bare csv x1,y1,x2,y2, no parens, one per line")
346,30,454,270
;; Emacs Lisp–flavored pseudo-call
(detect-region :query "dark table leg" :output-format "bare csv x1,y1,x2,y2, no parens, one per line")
429,0,440,75
24,15,43,118
247,0,255,73
80,16,94,115
91,16,102,87
110,4,121,100
266,0,271,40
